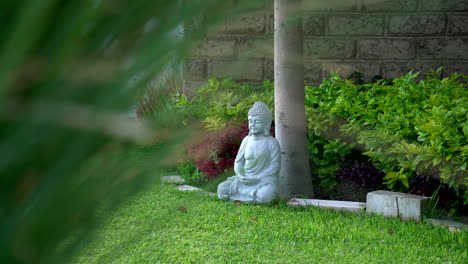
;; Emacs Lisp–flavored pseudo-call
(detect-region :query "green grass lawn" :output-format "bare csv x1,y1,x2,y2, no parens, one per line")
71,182,467,264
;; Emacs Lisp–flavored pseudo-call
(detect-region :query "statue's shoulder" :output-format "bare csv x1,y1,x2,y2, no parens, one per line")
266,135,280,148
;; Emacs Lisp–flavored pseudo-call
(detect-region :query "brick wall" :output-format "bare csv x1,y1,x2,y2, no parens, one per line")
184,0,468,91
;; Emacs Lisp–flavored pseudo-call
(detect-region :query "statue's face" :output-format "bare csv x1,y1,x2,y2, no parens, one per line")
248,115,266,136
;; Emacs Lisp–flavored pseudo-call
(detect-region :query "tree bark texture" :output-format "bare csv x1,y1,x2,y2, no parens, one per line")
274,0,314,198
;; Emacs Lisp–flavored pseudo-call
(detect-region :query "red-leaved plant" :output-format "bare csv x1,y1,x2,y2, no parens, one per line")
188,123,274,178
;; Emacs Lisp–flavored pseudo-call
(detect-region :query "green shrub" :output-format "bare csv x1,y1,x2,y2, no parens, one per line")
176,162,208,186
172,78,274,129
305,69,467,199
308,135,353,189
172,72,467,203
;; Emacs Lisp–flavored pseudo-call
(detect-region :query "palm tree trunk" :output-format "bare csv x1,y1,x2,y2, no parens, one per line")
274,0,314,198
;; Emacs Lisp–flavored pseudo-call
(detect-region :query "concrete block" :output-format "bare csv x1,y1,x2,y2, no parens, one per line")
359,62,384,80
264,59,274,81
287,198,366,212
212,13,265,34
304,61,322,83
304,38,356,59
384,62,443,79
419,38,468,60
359,38,416,59
443,62,468,77
242,0,270,10
161,175,185,183
195,37,237,58
448,14,468,36
328,14,384,36
303,0,357,11
366,190,430,222
427,219,467,232
303,15,326,36
366,191,400,218
182,81,206,96
422,0,468,11
207,59,264,81
396,194,429,222
184,59,206,81
388,14,447,36
322,62,359,79
360,0,417,12
237,36,273,59
269,12,326,34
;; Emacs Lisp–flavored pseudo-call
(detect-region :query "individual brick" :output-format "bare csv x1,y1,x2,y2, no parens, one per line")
303,15,326,36
328,14,384,36
322,62,360,79
419,38,468,60
237,36,274,59
303,0,357,11
388,14,447,36
212,13,265,34
304,38,356,59
359,62,384,80
443,62,468,77
384,62,443,79
194,37,237,58
241,0,270,10
264,59,274,81
304,61,322,83
359,38,416,59
448,14,468,35
360,0,417,11
184,59,206,81
183,81,206,97
207,59,264,81
421,0,468,11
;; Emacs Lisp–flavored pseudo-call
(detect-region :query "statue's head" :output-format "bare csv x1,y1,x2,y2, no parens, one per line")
248,101,272,137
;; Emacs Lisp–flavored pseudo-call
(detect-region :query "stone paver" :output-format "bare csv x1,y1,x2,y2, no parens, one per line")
176,185,203,191
427,219,467,232
287,198,366,212
161,175,185,183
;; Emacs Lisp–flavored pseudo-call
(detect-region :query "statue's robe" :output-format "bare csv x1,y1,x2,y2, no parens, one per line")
218,135,280,203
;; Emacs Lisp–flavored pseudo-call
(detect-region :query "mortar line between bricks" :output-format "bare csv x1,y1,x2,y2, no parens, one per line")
444,13,449,36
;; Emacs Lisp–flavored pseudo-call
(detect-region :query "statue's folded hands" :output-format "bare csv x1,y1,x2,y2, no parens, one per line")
238,175,260,185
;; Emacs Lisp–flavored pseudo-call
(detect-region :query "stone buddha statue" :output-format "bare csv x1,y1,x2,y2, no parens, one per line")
217,101,281,204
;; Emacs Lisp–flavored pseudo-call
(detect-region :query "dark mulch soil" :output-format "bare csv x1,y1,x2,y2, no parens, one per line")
313,179,378,203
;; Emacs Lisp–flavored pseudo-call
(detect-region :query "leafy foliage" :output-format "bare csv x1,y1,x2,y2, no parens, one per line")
176,161,207,186
0,1,261,263
172,78,274,129
336,161,386,190
188,124,249,178
308,135,353,188
305,70,468,201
